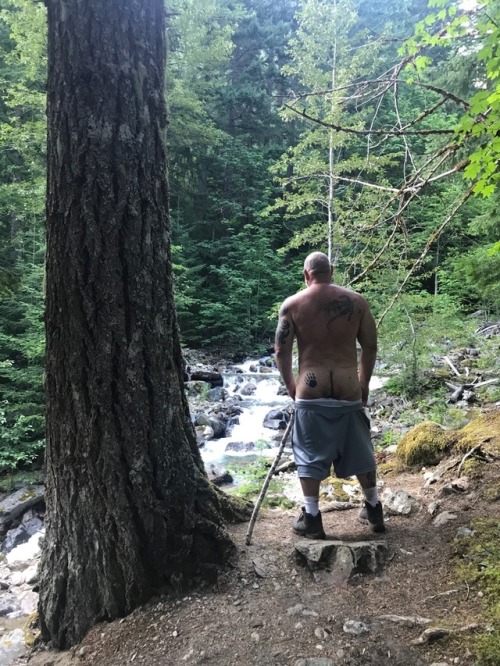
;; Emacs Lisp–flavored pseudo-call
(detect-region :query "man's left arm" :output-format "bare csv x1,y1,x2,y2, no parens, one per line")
274,302,296,400
357,296,377,406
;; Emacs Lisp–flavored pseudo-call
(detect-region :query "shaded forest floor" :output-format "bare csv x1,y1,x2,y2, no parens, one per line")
17,433,500,666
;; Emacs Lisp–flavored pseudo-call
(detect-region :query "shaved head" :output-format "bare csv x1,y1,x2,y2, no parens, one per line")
304,252,332,276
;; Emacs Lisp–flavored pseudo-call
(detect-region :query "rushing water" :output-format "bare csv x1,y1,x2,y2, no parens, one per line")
200,366,290,466
199,360,387,468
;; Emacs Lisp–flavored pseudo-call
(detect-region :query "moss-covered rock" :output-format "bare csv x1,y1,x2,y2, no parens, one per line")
455,408,500,455
396,421,454,466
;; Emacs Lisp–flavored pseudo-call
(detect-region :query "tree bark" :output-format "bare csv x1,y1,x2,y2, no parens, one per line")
41,0,249,649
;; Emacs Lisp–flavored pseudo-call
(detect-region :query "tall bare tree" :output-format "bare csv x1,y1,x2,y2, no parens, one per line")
40,0,248,648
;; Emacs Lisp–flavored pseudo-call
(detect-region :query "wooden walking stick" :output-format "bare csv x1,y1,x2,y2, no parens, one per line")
245,407,295,546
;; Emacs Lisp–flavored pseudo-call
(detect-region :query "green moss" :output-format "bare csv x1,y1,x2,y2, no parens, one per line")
454,519,500,665
483,483,500,503
377,461,404,476
396,421,453,466
455,410,500,455
320,475,355,501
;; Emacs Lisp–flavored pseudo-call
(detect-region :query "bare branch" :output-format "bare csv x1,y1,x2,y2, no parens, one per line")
283,103,455,136
376,187,474,327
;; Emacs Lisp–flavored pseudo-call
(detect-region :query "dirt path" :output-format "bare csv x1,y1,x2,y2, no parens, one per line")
17,458,496,666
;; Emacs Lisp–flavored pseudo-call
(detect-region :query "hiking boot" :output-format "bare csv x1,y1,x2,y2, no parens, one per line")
358,501,385,533
292,507,326,539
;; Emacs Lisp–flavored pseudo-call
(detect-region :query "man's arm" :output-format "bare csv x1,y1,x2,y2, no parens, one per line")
357,298,377,406
274,302,296,400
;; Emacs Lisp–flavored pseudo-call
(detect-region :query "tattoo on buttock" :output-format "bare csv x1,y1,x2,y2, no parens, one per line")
277,319,290,345
323,295,354,326
305,372,317,388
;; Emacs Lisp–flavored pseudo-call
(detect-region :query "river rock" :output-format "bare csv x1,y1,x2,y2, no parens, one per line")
2,516,43,555
225,441,256,453
240,383,257,396
263,409,289,430
0,592,20,616
188,370,223,387
0,486,44,533
209,387,227,402
0,629,26,663
205,464,233,486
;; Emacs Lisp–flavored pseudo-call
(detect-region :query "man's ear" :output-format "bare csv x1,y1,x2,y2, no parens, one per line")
304,269,310,284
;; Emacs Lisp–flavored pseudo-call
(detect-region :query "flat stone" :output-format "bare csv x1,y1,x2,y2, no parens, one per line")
294,659,335,666
295,540,388,577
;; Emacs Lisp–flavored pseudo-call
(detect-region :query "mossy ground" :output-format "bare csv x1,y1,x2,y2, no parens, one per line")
453,518,500,666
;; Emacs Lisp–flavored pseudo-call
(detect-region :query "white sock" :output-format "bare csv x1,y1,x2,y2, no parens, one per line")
363,487,378,507
304,496,319,516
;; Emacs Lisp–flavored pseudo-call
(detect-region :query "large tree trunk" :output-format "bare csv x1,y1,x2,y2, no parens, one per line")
40,0,249,649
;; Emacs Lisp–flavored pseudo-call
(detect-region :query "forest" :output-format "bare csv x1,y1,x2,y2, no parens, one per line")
0,0,499,479
0,0,499,662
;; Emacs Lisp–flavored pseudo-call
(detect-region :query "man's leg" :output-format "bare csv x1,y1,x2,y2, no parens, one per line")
292,476,326,539
356,469,379,506
356,468,385,532
300,477,321,517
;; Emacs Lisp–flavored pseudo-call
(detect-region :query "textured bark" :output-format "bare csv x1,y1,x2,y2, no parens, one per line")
41,0,249,649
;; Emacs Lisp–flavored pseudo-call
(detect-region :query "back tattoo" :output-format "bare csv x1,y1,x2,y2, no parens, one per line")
323,295,354,326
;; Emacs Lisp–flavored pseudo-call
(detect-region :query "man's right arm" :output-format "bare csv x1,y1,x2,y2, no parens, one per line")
274,301,296,400
357,297,377,406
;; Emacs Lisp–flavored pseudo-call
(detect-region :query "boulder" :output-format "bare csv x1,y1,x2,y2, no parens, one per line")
205,464,233,486
396,422,452,466
0,486,44,534
1,516,43,554
240,383,257,396
263,409,289,430
209,387,227,402
188,370,223,387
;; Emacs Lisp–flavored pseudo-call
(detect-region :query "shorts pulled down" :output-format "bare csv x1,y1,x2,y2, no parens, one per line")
292,399,376,480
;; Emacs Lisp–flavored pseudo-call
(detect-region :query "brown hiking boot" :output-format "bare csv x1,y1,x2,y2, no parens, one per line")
292,507,326,539
358,501,385,533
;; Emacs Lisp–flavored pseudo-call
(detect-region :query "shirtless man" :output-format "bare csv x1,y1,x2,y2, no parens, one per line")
275,251,384,538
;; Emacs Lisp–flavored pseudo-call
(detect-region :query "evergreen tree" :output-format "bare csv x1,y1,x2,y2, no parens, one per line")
40,0,247,647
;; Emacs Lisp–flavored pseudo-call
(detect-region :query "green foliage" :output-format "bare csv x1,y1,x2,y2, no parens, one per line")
379,292,474,398
0,0,46,472
405,0,500,197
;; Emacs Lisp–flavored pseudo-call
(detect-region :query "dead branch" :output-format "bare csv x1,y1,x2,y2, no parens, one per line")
444,356,461,377
376,187,474,327
457,444,483,478
283,103,455,136
411,624,481,645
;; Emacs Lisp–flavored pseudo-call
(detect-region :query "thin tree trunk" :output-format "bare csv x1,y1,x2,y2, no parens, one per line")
40,0,249,649
327,0,337,264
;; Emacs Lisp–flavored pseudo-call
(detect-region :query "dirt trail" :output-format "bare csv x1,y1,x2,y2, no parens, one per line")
17,457,497,666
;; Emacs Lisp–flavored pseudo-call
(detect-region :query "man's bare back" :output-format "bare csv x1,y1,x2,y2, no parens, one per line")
275,253,377,404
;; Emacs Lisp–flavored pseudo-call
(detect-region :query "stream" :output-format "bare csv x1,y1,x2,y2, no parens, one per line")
198,359,387,472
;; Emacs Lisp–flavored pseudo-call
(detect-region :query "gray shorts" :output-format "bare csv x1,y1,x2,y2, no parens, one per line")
292,399,376,480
